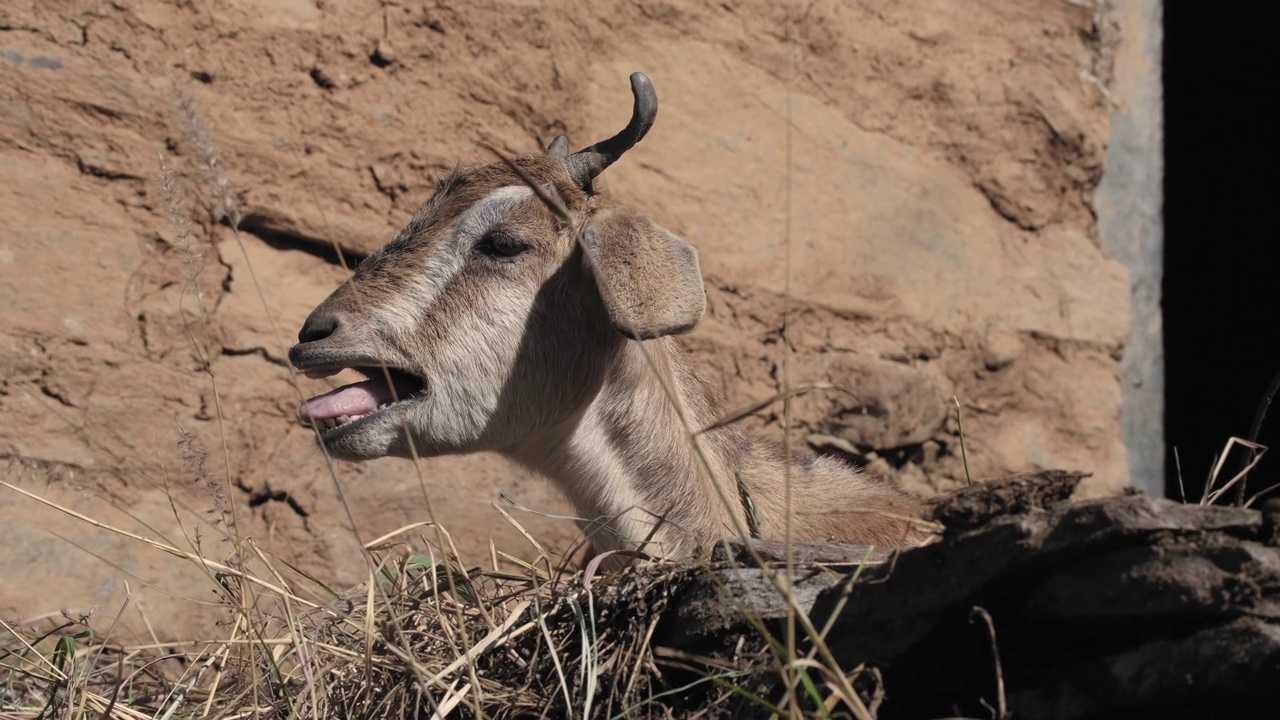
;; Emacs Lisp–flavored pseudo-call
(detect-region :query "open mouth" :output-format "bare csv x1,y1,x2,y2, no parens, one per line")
297,365,426,434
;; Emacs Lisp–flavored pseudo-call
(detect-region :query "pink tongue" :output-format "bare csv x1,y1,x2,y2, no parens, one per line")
299,379,392,422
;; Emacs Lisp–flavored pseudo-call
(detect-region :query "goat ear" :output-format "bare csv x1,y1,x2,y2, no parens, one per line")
583,207,706,340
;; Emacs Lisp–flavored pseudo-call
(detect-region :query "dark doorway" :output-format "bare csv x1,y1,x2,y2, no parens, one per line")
1163,4,1276,503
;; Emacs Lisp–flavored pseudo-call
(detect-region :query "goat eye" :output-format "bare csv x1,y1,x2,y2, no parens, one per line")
475,230,528,259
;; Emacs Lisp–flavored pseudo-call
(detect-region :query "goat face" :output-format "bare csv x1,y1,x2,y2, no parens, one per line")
287,73,708,462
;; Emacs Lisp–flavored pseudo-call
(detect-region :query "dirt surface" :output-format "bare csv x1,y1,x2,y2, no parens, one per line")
1,1,1127,636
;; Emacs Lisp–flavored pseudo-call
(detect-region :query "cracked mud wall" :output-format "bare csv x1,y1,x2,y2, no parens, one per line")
1,0,1141,635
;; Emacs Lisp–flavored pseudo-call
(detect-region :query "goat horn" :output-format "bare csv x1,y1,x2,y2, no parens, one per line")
565,72,657,187
546,134,570,157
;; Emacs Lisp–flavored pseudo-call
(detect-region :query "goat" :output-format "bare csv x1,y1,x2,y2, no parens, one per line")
288,72,931,562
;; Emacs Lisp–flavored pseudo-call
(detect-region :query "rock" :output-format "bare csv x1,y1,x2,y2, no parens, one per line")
928,469,1087,532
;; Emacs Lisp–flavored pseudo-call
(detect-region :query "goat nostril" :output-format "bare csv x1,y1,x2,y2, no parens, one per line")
298,312,340,344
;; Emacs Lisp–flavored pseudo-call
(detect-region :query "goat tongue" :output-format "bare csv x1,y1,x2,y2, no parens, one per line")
299,379,393,422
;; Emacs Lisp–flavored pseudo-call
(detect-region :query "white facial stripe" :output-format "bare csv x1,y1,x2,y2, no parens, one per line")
446,185,535,255
375,185,534,329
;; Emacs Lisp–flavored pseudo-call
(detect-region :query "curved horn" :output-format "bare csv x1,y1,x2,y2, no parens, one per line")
546,134,571,157
565,72,657,188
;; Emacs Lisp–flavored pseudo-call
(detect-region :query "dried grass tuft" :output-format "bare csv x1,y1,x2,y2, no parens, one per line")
0,500,817,719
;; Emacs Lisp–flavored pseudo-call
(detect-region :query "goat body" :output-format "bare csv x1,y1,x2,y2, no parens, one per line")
288,73,930,561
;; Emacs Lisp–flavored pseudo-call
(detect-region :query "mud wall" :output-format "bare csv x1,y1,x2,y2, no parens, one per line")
0,0,1153,635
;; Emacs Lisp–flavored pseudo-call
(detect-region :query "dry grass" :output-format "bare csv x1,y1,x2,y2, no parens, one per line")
0,481,879,718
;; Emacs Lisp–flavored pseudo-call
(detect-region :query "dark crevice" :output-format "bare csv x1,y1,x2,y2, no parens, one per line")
213,245,234,300
247,489,310,518
309,67,336,90
40,386,73,407
39,382,74,408
75,157,142,181
221,346,289,367
135,312,150,352
236,214,364,269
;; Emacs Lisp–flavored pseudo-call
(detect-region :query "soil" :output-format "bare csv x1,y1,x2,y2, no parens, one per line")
1,0,1127,637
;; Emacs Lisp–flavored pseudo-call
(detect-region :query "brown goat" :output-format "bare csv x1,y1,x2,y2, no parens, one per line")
288,73,931,562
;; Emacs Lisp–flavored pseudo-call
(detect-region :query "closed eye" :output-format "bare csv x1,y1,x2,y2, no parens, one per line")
474,229,528,259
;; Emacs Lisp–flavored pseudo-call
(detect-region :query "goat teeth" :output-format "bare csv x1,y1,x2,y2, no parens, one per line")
310,410,383,432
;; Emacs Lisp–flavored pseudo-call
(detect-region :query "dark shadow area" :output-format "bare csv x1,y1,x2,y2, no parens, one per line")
237,213,366,268
1163,3,1277,502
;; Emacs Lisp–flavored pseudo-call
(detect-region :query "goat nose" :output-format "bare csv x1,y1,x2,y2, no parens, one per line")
297,312,340,344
